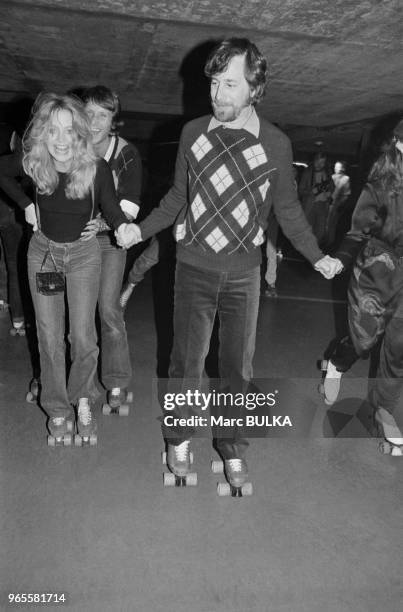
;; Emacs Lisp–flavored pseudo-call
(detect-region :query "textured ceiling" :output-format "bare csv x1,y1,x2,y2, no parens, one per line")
0,0,402,156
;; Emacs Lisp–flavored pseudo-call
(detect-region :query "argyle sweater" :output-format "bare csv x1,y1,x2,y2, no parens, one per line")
139,115,323,272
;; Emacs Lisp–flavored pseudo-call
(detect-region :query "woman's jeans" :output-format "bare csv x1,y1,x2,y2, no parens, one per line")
164,261,261,459
28,231,101,419
97,234,132,390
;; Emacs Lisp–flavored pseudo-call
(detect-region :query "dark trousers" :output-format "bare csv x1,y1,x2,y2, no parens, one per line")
0,221,25,320
333,238,403,416
163,260,260,459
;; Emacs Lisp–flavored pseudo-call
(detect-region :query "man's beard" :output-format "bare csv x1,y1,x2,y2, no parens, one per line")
212,102,242,123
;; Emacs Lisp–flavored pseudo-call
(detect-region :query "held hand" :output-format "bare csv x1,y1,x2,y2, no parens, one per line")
115,223,142,249
25,203,38,231
80,219,100,241
314,255,343,280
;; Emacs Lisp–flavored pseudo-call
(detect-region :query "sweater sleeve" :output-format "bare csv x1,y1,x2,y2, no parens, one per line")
95,159,127,229
271,137,323,264
117,144,142,217
0,152,32,209
139,126,189,241
335,184,381,268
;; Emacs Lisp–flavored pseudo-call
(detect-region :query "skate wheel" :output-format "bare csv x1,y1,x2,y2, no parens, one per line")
217,482,231,496
47,436,56,447
211,460,224,474
241,482,253,496
74,435,82,447
126,391,133,403
320,360,328,371
9,328,17,336
185,472,198,486
318,383,325,395
119,405,129,416
89,434,97,446
379,441,392,455
163,472,176,487
26,391,36,403
102,403,111,415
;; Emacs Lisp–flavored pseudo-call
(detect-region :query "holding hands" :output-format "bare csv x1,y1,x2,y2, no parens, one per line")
314,255,343,279
115,223,142,249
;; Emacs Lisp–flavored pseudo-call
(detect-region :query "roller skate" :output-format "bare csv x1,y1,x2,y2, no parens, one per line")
47,415,73,447
376,407,403,457
264,283,278,298
120,282,136,309
212,457,253,497
26,377,41,403
162,440,197,487
9,319,26,337
74,398,97,446
102,387,133,416
318,359,342,405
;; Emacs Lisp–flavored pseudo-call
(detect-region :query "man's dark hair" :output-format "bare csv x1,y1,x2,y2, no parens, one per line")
81,85,122,133
204,38,267,105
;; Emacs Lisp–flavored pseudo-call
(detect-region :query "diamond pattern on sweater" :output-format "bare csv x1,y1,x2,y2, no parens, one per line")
205,227,229,252
243,144,267,169
182,128,274,255
210,164,233,195
232,200,249,228
191,134,213,161
191,194,206,221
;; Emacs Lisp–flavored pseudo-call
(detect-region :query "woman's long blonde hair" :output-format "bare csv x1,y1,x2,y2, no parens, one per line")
22,92,97,199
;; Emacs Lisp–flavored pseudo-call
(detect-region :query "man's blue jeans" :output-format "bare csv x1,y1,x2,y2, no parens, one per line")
97,235,132,390
164,261,261,459
28,231,101,419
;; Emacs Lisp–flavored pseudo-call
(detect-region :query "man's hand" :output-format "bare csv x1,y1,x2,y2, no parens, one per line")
25,203,38,231
314,255,343,279
115,223,142,249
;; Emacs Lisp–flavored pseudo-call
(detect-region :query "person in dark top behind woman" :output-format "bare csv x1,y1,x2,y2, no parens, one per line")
320,118,403,455
80,86,142,413
0,92,130,444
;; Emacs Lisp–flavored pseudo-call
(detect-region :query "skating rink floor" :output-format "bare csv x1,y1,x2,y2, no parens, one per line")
1,256,402,612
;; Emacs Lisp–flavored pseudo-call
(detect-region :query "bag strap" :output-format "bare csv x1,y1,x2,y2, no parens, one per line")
90,181,94,221
35,188,41,231
40,247,58,272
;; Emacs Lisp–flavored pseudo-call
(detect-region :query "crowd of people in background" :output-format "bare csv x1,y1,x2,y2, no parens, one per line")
0,36,402,489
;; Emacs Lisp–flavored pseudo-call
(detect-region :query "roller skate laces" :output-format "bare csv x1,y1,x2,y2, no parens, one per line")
224,458,248,488
120,283,135,309
77,398,96,435
167,440,191,477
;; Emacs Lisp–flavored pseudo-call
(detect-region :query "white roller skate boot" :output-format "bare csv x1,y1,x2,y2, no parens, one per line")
163,440,197,486
376,407,403,456
319,359,343,405
212,457,253,496
75,398,97,446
